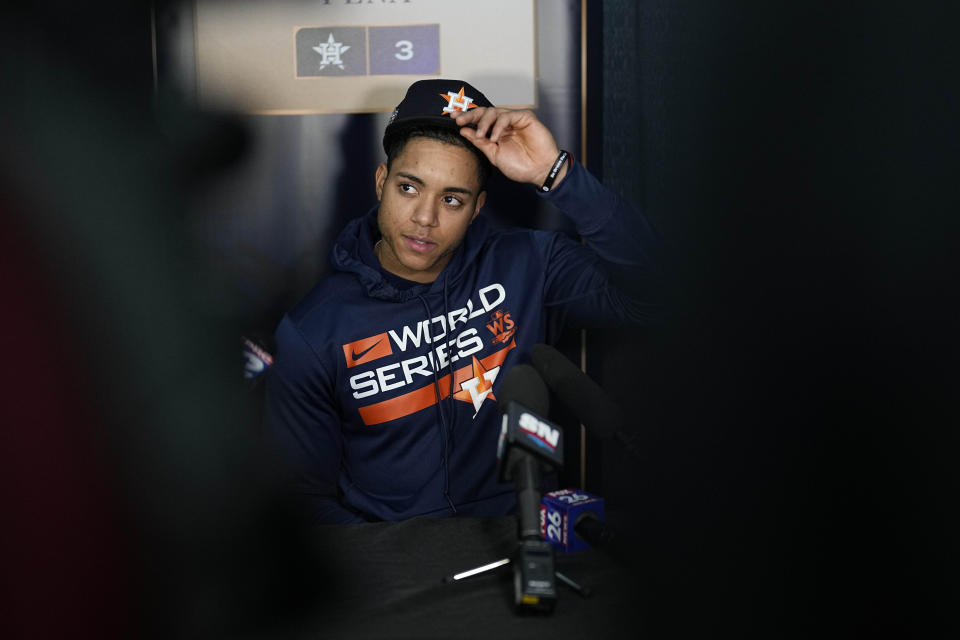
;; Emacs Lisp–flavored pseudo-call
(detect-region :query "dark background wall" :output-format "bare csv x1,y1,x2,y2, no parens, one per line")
589,0,958,636
1,1,957,637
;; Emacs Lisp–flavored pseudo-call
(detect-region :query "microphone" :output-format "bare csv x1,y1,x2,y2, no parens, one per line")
242,335,274,386
496,364,563,539
530,343,642,460
540,489,614,553
496,364,564,613
497,362,550,418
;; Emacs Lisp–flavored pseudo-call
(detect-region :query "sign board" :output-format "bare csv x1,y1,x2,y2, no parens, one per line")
193,0,537,114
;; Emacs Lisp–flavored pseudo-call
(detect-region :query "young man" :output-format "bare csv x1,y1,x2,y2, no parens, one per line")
265,79,661,524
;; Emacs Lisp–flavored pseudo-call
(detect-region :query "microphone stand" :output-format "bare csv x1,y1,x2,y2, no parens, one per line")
443,393,592,611
442,552,593,599
509,450,559,612
441,452,593,611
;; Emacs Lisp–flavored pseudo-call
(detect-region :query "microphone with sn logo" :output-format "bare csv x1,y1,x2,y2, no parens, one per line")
496,363,564,613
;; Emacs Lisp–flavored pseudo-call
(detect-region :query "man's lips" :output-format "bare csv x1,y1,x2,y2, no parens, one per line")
403,235,436,253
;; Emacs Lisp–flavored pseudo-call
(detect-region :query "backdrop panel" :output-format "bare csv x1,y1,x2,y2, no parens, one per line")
193,0,536,113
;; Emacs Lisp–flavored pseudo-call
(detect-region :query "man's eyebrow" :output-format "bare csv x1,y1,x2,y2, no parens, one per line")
395,171,475,196
395,171,425,186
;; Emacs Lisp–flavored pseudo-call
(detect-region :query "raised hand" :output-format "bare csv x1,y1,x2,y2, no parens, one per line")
452,107,568,188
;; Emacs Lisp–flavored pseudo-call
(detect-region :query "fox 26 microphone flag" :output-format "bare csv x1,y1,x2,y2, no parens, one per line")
539,489,607,554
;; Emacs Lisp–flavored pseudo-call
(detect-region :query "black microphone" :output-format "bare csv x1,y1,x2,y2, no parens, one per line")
496,364,560,539
497,363,550,419
575,513,614,548
530,343,642,460
496,364,563,613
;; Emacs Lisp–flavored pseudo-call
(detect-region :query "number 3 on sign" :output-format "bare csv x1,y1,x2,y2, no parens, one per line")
394,40,413,61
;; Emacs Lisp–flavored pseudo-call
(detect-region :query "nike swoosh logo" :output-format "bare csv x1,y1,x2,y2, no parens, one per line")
351,339,383,361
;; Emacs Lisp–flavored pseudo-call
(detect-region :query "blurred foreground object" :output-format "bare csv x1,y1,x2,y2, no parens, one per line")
1,5,329,637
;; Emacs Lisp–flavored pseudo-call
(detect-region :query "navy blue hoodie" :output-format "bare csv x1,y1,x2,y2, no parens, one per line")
265,161,661,523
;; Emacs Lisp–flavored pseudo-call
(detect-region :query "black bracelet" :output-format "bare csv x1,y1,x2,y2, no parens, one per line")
539,149,571,192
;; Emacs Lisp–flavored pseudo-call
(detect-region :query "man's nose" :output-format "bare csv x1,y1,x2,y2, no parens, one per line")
410,199,439,228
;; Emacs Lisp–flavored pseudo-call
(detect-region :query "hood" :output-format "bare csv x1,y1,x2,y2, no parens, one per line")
330,206,491,302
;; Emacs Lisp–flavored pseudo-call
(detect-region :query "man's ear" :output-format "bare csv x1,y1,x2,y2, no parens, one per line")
471,190,486,222
375,162,388,201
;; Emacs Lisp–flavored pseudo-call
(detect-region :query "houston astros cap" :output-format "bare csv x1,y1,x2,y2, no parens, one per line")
383,79,494,153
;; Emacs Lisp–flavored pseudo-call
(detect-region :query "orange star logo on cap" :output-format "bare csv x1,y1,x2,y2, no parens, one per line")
439,86,479,114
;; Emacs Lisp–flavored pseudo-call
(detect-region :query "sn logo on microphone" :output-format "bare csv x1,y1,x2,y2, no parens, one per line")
519,412,560,452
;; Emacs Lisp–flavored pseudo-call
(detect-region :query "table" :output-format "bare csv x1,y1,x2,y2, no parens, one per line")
289,513,643,638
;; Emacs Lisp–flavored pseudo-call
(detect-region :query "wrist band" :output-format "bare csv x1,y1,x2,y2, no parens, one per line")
540,149,571,192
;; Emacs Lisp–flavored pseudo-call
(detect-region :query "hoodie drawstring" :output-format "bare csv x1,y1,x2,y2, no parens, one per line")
442,278,457,442
417,291,457,515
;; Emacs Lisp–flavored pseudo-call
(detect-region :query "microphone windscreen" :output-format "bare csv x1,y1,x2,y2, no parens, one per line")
498,363,550,418
530,344,620,439
574,514,615,548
